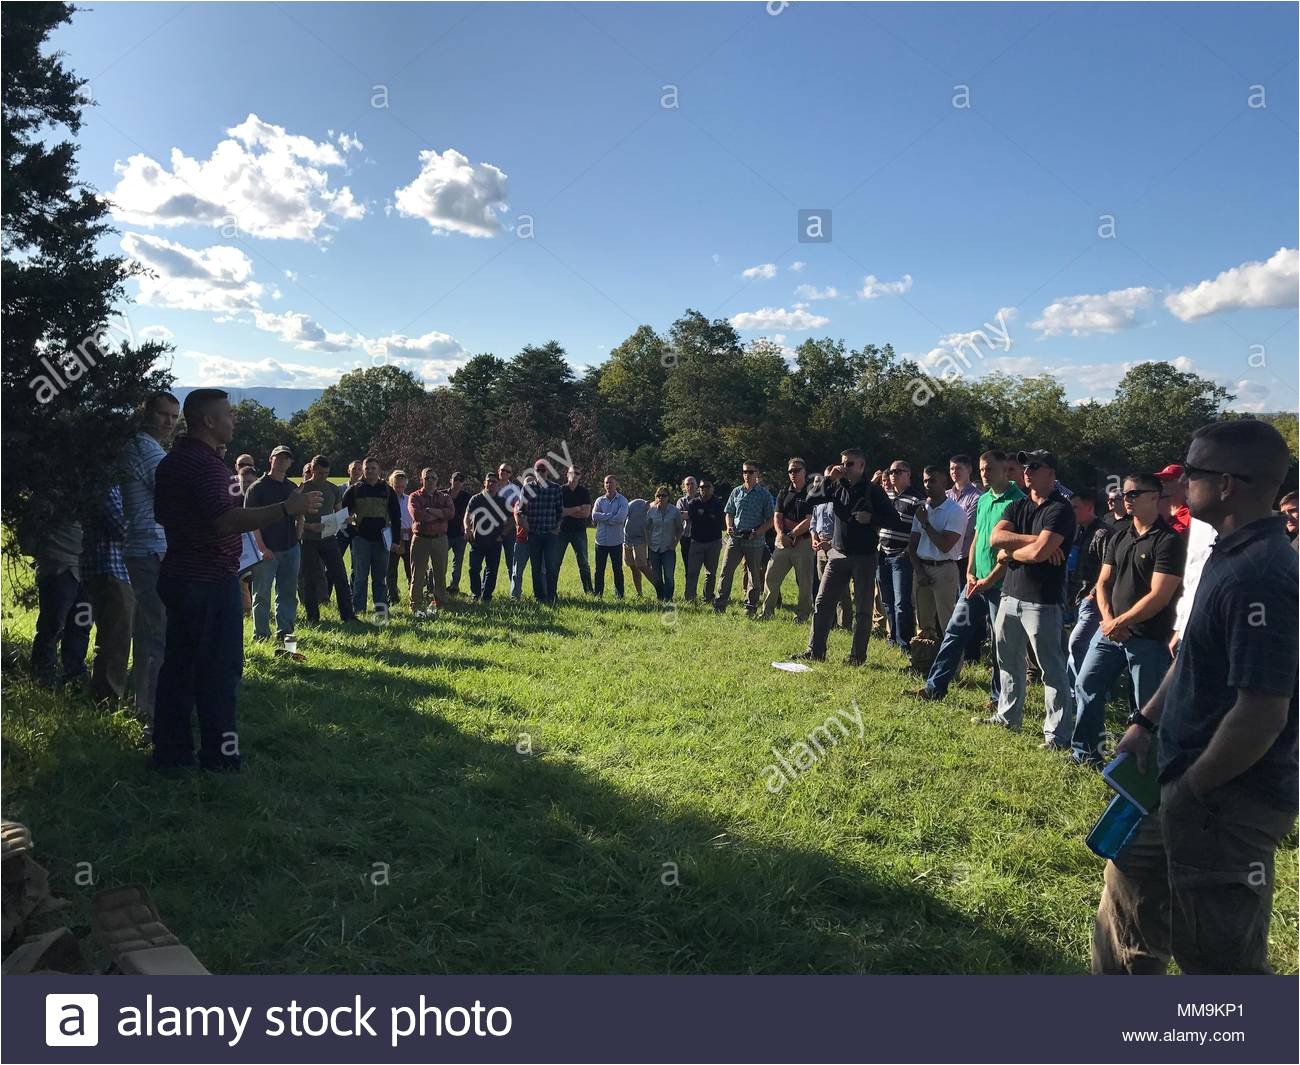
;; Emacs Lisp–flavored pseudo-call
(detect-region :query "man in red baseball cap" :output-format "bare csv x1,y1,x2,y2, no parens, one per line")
1155,463,1190,537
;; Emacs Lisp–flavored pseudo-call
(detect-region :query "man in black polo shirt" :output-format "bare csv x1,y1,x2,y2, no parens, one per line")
877,460,922,652
558,466,594,594
983,448,1077,748
1093,419,1297,975
685,480,724,603
1070,473,1184,766
760,457,817,622
793,447,897,665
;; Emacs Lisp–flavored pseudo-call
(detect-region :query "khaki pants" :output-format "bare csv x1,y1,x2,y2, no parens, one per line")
410,533,449,611
1093,777,1295,974
913,558,959,639
85,573,134,703
816,549,853,628
761,538,816,620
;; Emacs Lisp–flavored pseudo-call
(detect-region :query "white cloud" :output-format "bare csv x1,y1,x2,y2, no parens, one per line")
730,303,829,331
1165,247,1298,321
138,324,174,342
794,283,838,300
251,309,355,353
393,148,509,238
789,261,806,273
361,330,470,384
1031,286,1155,336
109,113,365,241
334,131,364,153
742,262,778,280
121,232,264,313
183,351,344,389
858,273,913,299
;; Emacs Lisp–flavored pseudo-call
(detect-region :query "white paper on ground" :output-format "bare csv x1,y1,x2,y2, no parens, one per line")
771,661,814,672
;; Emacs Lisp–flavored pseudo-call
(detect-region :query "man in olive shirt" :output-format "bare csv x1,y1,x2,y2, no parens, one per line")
300,455,357,624
912,450,1023,702
1070,473,1184,766
245,445,303,642
761,458,816,622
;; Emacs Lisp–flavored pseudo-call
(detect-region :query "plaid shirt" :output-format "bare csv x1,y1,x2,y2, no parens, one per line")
82,484,131,582
724,484,774,535
521,478,565,535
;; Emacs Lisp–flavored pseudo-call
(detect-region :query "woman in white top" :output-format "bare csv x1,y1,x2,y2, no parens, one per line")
387,470,413,603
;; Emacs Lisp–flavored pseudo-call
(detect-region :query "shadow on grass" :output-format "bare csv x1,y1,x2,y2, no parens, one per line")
1,635,1079,975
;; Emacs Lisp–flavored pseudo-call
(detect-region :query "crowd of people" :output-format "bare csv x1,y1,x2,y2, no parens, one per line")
24,387,1299,975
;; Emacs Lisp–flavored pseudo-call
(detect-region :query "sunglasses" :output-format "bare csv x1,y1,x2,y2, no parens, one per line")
1182,463,1253,483
888,468,907,474
1025,462,1045,472
1122,489,1157,501
743,468,758,475
787,468,803,474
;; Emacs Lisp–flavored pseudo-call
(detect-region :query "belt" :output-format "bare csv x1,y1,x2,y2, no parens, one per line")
919,558,957,566
416,531,447,539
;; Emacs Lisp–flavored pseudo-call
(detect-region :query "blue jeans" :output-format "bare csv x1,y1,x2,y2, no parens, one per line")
350,536,388,614
528,530,564,602
1066,596,1102,696
469,539,501,600
876,552,914,649
250,543,300,638
649,548,676,600
993,595,1072,744
152,573,244,770
1070,632,1171,763
925,585,1001,700
500,540,524,599
558,526,593,593
32,568,91,685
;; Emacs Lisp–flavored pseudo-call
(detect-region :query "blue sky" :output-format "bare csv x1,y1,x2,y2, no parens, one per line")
55,1,1298,409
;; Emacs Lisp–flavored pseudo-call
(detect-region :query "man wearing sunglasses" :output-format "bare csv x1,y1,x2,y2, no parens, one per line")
793,447,898,665
1094,419,1297,975
1069,473,1184,766
713,461,775,617
760,459,817,622
982,448,1077,748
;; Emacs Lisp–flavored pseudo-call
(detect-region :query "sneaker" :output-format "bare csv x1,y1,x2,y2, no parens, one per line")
790,650,825,662
842,655,866,667
907,685,940,701
1038,740,1069,752
972,714,1018,733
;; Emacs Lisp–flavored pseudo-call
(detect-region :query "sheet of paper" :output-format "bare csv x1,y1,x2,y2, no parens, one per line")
382,526,393,551
238,532,262,573
771,661,814,673
317,507,349,537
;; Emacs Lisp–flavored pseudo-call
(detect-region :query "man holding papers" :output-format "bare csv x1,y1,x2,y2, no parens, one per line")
301,455,357,625
1092,420,1298,975
342,457,403,617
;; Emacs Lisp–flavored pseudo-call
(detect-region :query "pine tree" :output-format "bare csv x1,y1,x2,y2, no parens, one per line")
2,2,173,567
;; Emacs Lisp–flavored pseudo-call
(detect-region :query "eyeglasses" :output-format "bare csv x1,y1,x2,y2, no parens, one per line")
1182,463,1253,483
1025,462,1044,472
787,467,803,474
1122,489,1157,501
742,468,758,475
888,468,907,474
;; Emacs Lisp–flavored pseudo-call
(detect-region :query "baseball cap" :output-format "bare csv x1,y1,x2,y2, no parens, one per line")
1155,463,1184,481
1016,449,1058,471
270,445,294,459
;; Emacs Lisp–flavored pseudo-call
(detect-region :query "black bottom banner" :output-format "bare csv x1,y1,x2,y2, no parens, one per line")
5,974,1298,1063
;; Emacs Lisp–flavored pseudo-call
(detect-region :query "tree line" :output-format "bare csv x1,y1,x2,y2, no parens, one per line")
229,322,1297,504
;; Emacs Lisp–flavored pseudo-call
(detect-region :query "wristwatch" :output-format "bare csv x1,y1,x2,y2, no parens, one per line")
1127,710,1157,734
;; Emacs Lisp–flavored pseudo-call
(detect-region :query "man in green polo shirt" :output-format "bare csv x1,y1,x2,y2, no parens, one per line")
910,449,1024,702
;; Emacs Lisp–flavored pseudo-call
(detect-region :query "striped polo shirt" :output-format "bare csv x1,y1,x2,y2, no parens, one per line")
155,435,242,581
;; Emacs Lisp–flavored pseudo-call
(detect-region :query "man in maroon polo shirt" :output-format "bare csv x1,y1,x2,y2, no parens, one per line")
152,389,322,770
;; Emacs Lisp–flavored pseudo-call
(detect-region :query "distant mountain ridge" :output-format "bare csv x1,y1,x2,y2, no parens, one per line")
173,386,324,418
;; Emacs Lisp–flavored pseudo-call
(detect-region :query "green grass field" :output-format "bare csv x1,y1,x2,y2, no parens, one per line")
2,563,1296,974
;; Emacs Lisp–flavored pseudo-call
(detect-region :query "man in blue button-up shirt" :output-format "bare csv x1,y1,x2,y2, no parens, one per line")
713,461,775,616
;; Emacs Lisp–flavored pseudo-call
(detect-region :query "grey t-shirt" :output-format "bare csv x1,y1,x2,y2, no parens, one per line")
624,498,649,542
